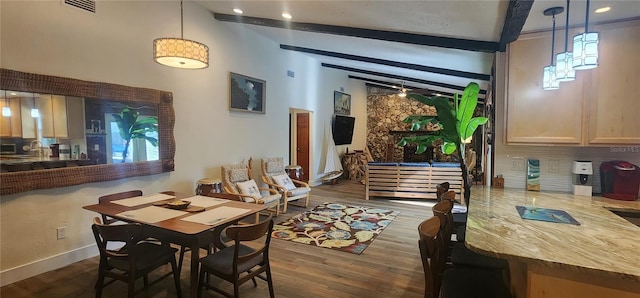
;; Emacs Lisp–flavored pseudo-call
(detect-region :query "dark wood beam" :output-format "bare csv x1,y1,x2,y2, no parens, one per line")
214,13,499,53
280,45,490,81
498,0,535,51
324,63,487,95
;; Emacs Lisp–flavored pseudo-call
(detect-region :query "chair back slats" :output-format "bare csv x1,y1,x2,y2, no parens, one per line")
98,190,143,204
98,190,143,225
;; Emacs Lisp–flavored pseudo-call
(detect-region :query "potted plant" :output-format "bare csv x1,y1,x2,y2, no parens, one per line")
112,108,158,163
397,82,487,202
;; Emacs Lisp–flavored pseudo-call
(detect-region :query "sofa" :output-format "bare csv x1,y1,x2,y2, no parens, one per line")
365,162,463,200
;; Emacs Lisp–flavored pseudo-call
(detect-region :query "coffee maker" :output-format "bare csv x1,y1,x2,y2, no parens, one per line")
600,161,640,201
572,161,593,196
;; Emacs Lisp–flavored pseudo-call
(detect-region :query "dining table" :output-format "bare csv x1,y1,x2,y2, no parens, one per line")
83,191,267,298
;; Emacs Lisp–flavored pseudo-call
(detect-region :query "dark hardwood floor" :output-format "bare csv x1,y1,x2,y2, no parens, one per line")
1,180,436,298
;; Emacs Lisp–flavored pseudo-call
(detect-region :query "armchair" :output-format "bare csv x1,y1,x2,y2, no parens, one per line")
221,158,281,222
260,157,310,213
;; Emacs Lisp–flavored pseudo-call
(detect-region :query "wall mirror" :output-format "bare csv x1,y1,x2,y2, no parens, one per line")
0,68,175,195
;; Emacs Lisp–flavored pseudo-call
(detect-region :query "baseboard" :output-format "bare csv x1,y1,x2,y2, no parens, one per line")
0,244,98,287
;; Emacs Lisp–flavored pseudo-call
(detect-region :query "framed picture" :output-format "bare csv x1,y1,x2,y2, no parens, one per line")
229,72,266,114
333,91,351,115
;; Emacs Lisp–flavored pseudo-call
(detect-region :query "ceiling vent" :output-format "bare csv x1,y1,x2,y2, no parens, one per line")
63,0,96,13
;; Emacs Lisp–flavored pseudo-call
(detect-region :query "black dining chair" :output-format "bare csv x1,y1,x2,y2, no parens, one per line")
418,216,512,298
91,217,182,298
97,190,143,225
198,214,275,298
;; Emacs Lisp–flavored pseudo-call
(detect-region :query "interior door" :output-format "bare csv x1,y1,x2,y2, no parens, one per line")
296,112,310,182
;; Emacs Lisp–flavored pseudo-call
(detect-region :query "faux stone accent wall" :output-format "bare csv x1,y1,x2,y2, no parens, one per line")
366,87,439,162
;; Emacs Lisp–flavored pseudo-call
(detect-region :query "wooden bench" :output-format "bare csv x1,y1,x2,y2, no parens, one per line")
365,162,463,200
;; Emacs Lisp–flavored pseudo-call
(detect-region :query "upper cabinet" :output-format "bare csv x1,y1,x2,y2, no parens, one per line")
505,20,640,146
0,98,22,137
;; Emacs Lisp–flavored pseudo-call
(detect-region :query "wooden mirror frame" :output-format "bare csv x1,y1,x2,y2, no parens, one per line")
0,69,175,195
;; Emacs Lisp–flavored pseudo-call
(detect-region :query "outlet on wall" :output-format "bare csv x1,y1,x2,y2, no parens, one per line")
549,159,560,173
511,159,525,171
56,226,66,239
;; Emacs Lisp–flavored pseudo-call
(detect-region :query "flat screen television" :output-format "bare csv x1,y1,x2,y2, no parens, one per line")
333,115,355,145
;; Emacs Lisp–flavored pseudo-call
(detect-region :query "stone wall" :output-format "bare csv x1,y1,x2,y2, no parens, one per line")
366,87,439,162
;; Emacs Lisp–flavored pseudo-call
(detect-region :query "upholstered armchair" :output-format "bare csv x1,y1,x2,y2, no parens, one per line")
260,157,310,213
221,158,281,221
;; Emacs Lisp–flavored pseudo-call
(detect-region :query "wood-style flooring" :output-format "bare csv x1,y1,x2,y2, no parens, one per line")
1,180,437,298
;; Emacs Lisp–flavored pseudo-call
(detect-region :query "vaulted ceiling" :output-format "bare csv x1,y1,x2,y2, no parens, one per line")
196,0,640,99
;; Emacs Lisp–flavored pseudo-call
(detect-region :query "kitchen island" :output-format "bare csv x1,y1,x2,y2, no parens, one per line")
466,187,640,298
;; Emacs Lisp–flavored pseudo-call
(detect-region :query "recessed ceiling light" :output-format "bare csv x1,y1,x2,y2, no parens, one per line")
282,12,292,19
10,92,17,96
595,6,610,13
233,8,243,14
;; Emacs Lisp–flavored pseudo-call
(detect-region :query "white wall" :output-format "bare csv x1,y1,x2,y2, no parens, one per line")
0,1,366,284
493,52,640,193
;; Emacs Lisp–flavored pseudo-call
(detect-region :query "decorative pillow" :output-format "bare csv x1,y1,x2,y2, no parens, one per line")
236,179,263,199
272,174,297,191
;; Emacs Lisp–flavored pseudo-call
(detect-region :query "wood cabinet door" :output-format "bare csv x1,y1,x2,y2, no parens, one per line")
20,98,36,139
51,95,68,138
37,95,54,138
505,30,586,145
586,21,640,145
9,98,22,137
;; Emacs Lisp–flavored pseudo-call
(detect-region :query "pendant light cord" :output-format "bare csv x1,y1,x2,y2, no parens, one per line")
180,0,184,39
564,0,570,52
584,0,590,33
550,14,556,64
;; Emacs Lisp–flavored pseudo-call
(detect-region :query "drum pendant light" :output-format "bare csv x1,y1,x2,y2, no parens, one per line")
153,0,209,69
572,0,598,70
555,0,576,82
542,7,563,90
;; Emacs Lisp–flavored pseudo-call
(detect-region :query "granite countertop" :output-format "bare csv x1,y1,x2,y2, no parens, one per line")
465,187,640,283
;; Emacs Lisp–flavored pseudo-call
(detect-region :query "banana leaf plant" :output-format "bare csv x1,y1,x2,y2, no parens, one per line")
397,82,487,201
112,108,158,163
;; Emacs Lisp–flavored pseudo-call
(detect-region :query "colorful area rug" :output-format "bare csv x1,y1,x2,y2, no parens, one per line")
272,202,399,254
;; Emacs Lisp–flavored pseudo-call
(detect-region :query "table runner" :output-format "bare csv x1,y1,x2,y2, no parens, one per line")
182,195,228,208
116,206,187,223
111,193,175,207
180,206,251,225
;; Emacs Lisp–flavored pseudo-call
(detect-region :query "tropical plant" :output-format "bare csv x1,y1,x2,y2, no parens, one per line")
112,108,158,163
397,82,487,201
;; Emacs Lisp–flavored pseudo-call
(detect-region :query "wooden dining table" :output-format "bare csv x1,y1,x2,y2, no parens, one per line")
83,191,267,298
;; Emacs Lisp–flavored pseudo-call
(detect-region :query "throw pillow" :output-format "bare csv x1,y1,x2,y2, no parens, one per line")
272,174,297,191
236,179,263,199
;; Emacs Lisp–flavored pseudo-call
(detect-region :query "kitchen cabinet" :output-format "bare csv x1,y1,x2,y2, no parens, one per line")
37,95,68,138
505,20,640,146
585,22,640,145
0,98,22,137
20,97,37,139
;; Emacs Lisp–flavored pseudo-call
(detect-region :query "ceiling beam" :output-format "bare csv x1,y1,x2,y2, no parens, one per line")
280,45,490,81
214,13,499,53
498,0,535,51
323,63,487,95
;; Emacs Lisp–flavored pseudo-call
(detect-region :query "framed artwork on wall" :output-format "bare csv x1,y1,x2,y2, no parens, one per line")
229,72,266,114
334,91,351,115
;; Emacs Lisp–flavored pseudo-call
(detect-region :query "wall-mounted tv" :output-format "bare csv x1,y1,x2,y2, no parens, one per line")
333,115,355,145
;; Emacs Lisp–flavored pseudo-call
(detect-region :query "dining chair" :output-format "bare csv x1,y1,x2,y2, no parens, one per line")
98,190,143,225
418,216,512,298
91,217,182,298
432,198,510,282
260,157,310,213
221,158,281,222
197,214,275,298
